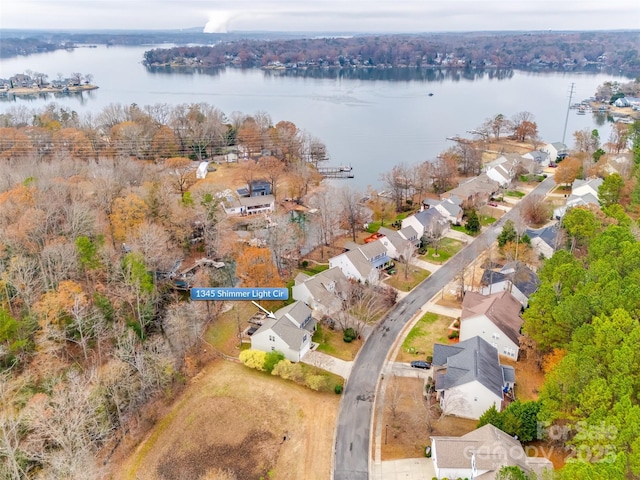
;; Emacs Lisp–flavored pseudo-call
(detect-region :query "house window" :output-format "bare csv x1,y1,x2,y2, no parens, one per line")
492,332,500,340
303,334,307,342
269,335,275,342
271,346,275,351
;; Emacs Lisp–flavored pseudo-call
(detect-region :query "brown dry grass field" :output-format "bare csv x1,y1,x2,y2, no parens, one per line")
117,359,340,480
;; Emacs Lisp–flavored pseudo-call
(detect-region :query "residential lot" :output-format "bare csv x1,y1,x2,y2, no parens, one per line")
118,359,340,480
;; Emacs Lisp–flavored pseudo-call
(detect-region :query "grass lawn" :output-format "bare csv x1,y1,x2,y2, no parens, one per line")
396,312,458,362
313,324,363,361
422,238,464,264
385,265,431,291
480,215,497,226
297,263,330,276
205,300,287,356
505,190,525,198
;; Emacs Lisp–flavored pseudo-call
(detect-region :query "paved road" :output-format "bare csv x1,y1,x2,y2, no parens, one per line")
333,176,556,480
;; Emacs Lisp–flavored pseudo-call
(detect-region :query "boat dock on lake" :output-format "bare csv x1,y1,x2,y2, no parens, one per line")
317,165,354,178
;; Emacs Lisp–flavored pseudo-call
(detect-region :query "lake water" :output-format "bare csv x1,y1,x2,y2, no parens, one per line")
0,45,628,188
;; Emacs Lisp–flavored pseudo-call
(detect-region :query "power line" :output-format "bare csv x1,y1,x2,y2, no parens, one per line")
561,82,575,145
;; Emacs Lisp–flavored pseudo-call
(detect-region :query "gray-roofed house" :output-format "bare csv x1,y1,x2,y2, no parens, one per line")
480,261,540,308
329,238,391,283
525,223,562,259
401,208,450,240
422,197,464,225
460,290,524,360
292,267,350,318
542,142,568,162
522,149,550,167
377,226,419,259
250,301,317,362
484,153,523,187
440,173,500,207
553,177,603,219
431,424,553,480
432,336,513,419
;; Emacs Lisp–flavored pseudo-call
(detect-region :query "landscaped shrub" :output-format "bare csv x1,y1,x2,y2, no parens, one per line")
343,327,357,343
334,384,343,394
264,350,285,373
239,349,267,371
448,330,459,339
305,374,329,391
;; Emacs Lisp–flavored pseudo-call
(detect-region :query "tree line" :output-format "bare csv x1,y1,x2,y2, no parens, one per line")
143,31,640,76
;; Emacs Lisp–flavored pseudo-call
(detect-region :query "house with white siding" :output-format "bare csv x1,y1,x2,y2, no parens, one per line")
401,208,449,240
431,424,553,480
460,290,524,360
480,261,540,308
329,238,392,283
250,301,317,362
433,336,514,419
292,267,349,318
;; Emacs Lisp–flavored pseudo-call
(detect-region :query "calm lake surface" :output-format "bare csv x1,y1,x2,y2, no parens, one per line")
0,45,629,188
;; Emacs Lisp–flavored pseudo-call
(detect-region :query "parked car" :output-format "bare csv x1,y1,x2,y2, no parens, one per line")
488,202,498,207
410,360,431,369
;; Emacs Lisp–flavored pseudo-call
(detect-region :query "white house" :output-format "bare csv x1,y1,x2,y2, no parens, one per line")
484,153,522,187
377,226,418,259
433,336,514,419
250,301,317,362
542,142,568,162
401,209,449,240
422,197,463,225
440,173,500,206
431,424,553,480
522,149,550,168
460,290,524,360
292,267,349,318
221,193,276,216
553,177,603,219
328,238,392,283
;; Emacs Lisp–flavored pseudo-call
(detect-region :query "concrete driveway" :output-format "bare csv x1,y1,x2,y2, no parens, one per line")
371,458,436,480
301,350,352,379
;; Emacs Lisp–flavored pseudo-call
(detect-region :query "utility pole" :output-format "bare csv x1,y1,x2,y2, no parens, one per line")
562,83,575,145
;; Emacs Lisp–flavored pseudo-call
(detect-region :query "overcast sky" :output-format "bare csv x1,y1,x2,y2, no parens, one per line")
3,0,639,33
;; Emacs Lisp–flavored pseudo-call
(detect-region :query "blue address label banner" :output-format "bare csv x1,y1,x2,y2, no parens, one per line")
191,287,289,301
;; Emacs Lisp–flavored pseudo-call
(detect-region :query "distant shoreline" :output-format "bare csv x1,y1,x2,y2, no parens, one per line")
1,84,99,96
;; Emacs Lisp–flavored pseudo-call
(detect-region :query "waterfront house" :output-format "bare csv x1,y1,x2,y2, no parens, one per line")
401,209,450,240
542,142,568,162
422,197,464,225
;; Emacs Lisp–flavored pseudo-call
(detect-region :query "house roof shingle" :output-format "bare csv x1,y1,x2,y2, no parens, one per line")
433,336,505,398
461,290,524,347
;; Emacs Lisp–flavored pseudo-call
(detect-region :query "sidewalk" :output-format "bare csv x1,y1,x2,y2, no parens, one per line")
371,458,436,480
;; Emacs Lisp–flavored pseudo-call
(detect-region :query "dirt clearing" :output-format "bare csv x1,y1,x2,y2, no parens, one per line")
118,359,340,480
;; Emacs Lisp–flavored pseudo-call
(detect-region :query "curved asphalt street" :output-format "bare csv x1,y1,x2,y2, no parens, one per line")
333,176,556,480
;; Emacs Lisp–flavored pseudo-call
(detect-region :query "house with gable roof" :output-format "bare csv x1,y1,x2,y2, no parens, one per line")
460,290,524,360
329,238,391,283
376,225,419,259
292,267,349,318
480,261,540,308
401,208,450,242
433,336,515,419
524,223,562,259
542,142,568,162
553,177,604,219
484,153,523,187
431,424,553,480
522,149,550,167
422,197,463,225
250,301,317,362
440,173,500,207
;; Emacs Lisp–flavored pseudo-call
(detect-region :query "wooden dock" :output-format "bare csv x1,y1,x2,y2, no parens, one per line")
317,165,354,179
